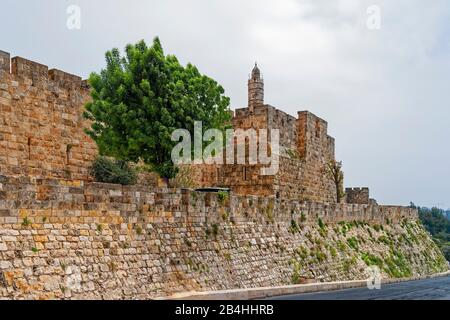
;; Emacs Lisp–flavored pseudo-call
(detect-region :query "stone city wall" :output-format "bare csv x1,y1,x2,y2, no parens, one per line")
0,50,337,201
1,175,446,300
0,53,447,300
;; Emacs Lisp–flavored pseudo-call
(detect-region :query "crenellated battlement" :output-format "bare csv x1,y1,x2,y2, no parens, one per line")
346,187,370,204
0,51,88,91
0,50,97,181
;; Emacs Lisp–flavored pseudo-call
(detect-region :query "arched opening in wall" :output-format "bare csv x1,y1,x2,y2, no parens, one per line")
243,167,248,181
315,119,321,139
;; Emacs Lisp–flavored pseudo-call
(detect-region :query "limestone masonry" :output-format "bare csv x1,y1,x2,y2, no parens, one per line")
0,50,96,180
0,52,447,299
0,176,446,299
189,64,337,203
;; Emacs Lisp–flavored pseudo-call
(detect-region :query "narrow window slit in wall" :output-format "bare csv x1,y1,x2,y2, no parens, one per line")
27,138,31,160
66,144,72,165
31,73,38,87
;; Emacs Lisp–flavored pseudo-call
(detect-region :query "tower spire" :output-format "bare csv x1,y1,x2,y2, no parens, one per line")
248,63,264,111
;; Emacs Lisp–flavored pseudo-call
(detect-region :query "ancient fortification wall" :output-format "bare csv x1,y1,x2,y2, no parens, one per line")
0,52,447,299
0,51,96,181
1,175,447,299
0,50,341,203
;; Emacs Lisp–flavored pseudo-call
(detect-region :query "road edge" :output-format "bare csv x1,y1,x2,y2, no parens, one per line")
155,270,450,300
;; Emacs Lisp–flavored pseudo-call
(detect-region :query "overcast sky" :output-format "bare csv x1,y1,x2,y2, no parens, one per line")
1,0,449,207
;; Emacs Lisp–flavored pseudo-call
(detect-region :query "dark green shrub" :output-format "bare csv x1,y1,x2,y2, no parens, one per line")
318,227,328,238
347,237,359,251
373,224,383,232
290,219,300,233
329,246,337,258
21,217,31,228
212,224,219,237
300,212,306,222
314,249,327,262
295,246,308,260
90,156,136,185
361,252,383,267
318,217,326,230
378,235,391,245
217,191,229,205
337,240,347,252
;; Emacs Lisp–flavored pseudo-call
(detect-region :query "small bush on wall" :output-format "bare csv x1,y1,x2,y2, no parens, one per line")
90,156,137,185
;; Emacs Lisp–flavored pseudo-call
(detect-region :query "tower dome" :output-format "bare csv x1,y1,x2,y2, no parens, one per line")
251,63,261,80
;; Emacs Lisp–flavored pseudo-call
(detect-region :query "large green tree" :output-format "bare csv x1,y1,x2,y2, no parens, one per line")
84,38,231,178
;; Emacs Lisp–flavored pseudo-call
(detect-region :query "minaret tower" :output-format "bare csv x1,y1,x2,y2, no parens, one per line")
248,63,264,112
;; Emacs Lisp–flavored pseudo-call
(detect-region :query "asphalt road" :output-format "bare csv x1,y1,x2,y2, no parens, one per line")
267,275,450,300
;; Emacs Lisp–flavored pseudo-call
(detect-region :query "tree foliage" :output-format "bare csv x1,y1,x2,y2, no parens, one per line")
416,206,450,240
412,203,450,261
84,38,231,178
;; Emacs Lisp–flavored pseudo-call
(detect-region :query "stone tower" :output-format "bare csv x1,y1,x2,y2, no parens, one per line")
248,63,264,112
